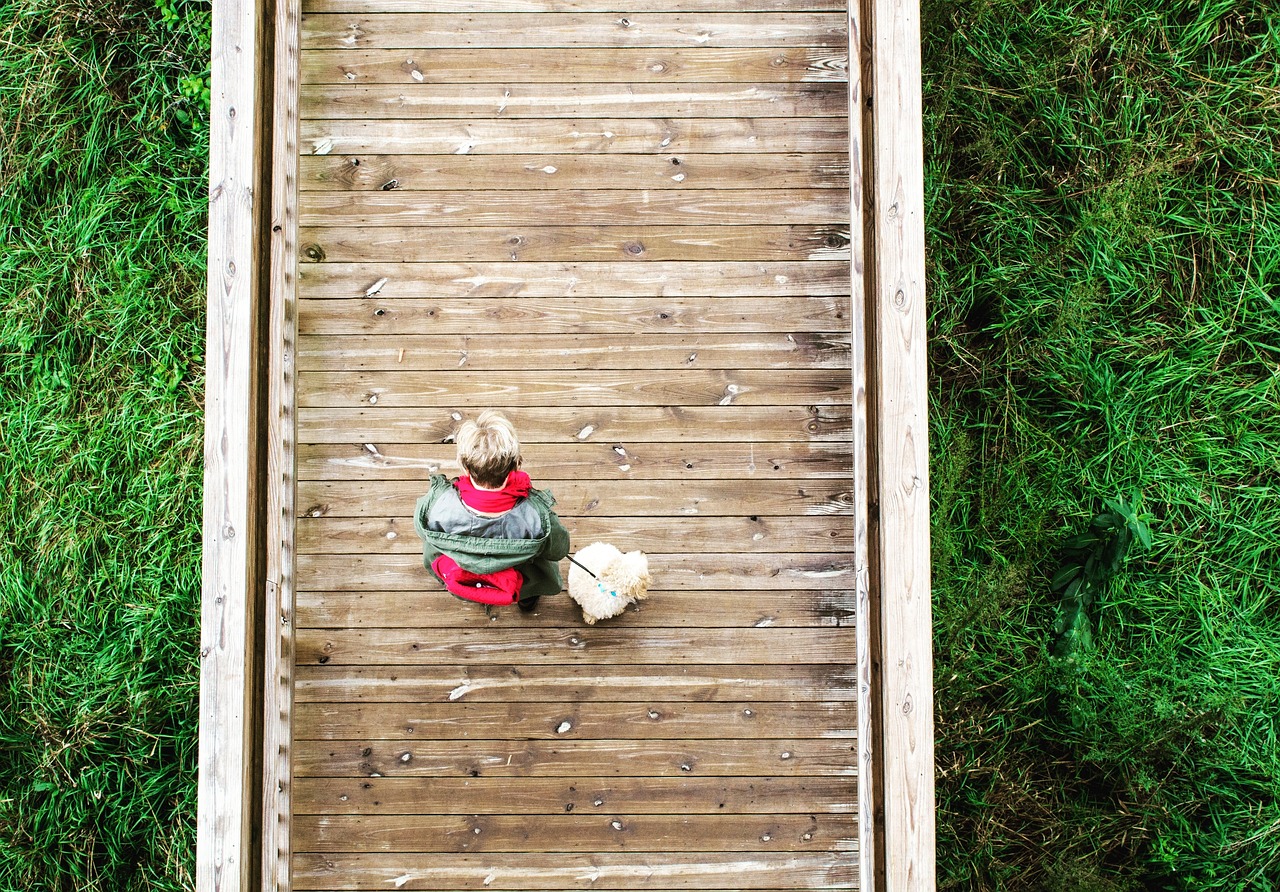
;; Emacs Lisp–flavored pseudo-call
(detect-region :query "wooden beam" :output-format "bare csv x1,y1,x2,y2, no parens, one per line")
197,0,270,886
261,0,302,884
859,0,936,889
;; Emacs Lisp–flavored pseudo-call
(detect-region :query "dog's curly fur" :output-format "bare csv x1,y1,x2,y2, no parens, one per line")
567,541,652,624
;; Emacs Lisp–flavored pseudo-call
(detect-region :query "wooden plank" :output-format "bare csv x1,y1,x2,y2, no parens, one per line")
294,626,856,666
294,776,854,815
298,189,848,227
297,296,850,336
294,851,855,891
263,0,301,881
198,0,266,884
295,479,853,517
297,515,852,554
300,153,849,191
297,369,849,409
301,48,848,85
295,699,856,739
301,83,845,119
299,13,848,50
299,225,850,263
849,0,880,889
293,737,857,778
296,406,851,444
302,0,848,12
868,0,935,887
300,118,848,155
295,589,855,629
298,261,850,299
298,333,850,372
295,441,852,480
293,813,853,853
293,663,855,701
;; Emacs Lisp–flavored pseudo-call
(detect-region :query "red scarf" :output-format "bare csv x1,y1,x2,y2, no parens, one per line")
455,470,531,513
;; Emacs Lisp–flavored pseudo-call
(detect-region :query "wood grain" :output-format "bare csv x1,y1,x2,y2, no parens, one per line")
294,699,856,738
295,478,853,517
293,851,854,891
301,82,845,119
297,514,852,554
300,153,849,191
293,662,855,701
297,296,850,336
302,48,848,84
293,775,854,814
263,0,302,882
298,189,848,227
300,13,848,50
869,0,935,887
298,333,851,372
299,224,850,263
297,552,853,593
293,812,854,853
297,261,850,299
297,369,849,409
295,589,855,629
293,738,858,778
199,0,266,885
302,0,848,12
301,117,848,155
297,405,849,445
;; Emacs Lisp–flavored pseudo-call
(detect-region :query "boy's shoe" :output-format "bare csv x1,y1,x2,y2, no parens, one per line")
517,596,540,612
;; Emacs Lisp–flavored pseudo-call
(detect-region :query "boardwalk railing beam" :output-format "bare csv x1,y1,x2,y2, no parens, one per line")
853,0,937,889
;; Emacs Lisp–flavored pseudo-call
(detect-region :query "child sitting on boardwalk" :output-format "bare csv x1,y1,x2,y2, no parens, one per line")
414,411,570,611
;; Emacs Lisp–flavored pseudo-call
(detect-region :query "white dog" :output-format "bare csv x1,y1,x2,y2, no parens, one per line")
567,542,652,624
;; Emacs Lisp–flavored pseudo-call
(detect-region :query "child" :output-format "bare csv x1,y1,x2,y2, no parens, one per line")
414,411,570,611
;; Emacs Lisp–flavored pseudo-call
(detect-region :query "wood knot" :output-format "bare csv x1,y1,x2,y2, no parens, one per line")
624,242,645,256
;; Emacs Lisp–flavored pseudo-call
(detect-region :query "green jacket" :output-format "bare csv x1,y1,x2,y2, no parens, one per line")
413,474,571,598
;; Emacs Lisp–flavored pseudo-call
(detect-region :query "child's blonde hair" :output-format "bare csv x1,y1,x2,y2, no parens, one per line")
455,410,522,488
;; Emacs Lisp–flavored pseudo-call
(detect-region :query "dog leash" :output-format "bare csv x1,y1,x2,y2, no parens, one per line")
567,555,598,579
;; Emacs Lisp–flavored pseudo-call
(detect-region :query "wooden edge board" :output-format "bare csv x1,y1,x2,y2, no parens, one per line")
263,0,302,886
864,0,935,889
198,0,268,888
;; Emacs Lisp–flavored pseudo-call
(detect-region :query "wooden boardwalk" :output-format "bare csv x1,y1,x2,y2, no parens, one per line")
200,0,936,888
286,2,857,890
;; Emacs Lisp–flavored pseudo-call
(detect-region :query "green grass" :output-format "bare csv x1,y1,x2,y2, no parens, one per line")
0,0,210,888
923,0,1280,888
1,0,1277,889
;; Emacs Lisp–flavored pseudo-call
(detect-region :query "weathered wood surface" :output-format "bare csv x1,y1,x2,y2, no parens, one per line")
302,83,846,119
298,515,852,553
295,440,852,479
299,260,849,298
293,663,855,700
296,479,853,517
301,117,848,155
296,626,856,665
303,0,848,12
287,0,862,884
297,369,849,408
299,332,849,372
293,738,857,778
199,0,266,886
294,813,854,853
293,852,854,892
298,296,850,335
300,13,848,49
295,776,855,814
302,48,848,84
295,698,855,738
295,589,855,629
301,153,849,191
299,189,848,226
297,406,852,444
300,225,850,263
